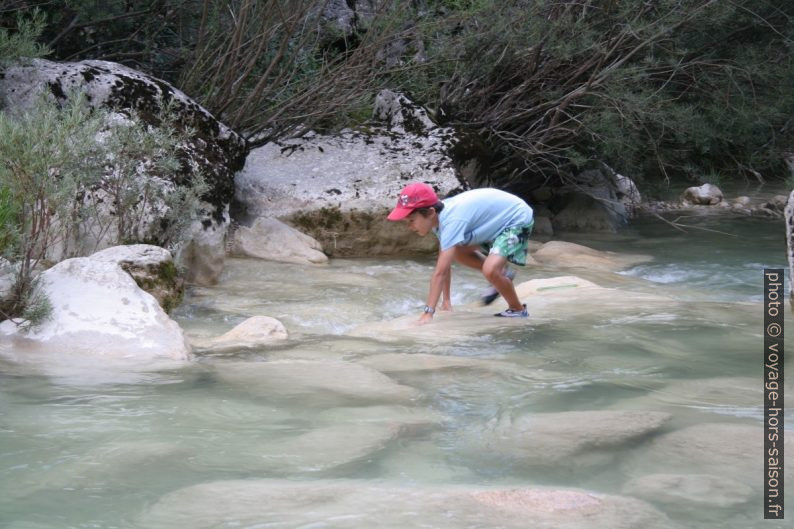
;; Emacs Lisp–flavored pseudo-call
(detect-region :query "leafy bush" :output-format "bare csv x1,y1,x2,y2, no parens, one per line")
0,8,49,65
0,93,206,326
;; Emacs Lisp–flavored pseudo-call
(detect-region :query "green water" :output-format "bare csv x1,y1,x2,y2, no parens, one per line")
0,212,790,528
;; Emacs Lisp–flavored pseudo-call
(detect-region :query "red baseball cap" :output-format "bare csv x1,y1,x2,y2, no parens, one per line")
387,182,440,221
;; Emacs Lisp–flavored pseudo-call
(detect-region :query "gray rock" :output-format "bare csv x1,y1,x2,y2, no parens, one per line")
373,89,436,133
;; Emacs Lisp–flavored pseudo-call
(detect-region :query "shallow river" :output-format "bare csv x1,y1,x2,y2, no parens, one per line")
0,209,791,528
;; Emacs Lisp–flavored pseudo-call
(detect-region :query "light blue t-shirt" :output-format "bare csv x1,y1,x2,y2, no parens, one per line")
434,188,533,251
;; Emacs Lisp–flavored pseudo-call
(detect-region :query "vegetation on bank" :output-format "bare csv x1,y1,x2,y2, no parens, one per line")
2,0,791,189
0,93,206,326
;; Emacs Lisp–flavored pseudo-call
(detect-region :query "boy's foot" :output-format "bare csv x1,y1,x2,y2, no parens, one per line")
494,304,528,318
481,267,516,305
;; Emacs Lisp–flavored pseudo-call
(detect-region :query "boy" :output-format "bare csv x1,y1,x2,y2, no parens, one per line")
387,182,534,323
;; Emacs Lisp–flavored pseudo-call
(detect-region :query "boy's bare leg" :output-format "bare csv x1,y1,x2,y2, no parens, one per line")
482,254,523,311
453,245,486,270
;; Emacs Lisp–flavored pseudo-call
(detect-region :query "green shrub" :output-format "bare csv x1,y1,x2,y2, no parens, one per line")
0,92,207,327
0,9,49,65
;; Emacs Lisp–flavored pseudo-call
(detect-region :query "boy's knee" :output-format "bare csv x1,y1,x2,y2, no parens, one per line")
482,262,501,281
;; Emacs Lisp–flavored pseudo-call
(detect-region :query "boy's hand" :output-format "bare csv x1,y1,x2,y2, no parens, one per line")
418,312,434,324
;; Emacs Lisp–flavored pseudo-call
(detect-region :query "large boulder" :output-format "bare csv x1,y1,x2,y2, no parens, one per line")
0,59,247,283
0,256,190,361
233,90,476,257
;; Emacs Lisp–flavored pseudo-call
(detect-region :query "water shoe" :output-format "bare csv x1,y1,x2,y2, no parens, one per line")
494,304,528,317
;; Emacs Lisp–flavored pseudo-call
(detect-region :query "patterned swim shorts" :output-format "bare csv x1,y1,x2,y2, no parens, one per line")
485,222,534,266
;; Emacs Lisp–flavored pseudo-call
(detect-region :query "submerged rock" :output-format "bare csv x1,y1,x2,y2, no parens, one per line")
465,410,671,470
623,473,754,511
624,422,793,490
142,479,679,529
0,257,190,361
214,360,422,405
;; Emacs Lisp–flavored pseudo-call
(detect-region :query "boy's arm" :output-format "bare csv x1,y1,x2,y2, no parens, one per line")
419,247,456,323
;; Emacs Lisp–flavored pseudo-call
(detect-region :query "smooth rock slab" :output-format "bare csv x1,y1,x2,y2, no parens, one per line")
467,410,671,469
532,241,651,271
623,422,793,487
214,360,422,405
142,479,680,529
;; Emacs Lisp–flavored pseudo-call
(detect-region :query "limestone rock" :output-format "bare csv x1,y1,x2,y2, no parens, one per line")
233,92,473,257
230,217,328,264
681,183,723,205
0,257,190,360
191,316,288,353
90,244,183,312
142,479,679,529
467,410,671,469
373,89,436,133
532,241,652,271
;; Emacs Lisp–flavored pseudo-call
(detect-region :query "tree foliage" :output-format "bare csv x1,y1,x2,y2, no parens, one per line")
2,0,792,187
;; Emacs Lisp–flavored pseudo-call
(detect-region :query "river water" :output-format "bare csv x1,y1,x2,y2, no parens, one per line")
0,209,791,528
